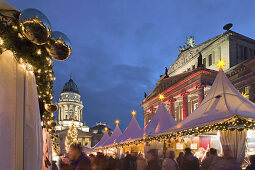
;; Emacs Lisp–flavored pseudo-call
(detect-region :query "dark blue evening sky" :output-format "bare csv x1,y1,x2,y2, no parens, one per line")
7,0,255,130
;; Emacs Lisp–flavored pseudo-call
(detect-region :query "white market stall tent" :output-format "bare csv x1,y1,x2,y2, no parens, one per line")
94,130,110,149
0,50,43,170
116,113,142,144
164,68,255,164
144,102,177,136
102,123,122,147
142,102,177,156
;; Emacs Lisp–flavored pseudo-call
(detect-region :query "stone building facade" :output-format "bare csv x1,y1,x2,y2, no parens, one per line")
141,30,255,127
55,76,92,153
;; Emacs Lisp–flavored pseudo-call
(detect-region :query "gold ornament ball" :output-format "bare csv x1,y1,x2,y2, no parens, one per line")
45,103,58,112
46,31,72,61
19,8,52,45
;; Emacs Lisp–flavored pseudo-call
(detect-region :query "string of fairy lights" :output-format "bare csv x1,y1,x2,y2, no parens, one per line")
99,59,255,150
0,9,72,155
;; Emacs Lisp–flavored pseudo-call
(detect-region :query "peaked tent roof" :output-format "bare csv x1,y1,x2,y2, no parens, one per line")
167,69,255,132
93,131,109,148
102,124,122,147
144,102,177,136
116,115,142,143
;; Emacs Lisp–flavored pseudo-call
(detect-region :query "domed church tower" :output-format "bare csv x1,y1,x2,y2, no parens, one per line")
55,74,89,132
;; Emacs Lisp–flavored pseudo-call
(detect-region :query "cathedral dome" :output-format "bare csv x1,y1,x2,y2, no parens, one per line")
62,76,79,94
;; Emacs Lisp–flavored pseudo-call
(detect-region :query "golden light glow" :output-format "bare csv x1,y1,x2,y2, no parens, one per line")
104,127,108,131
159,94,165,100
0,37,3,45
37,49,41,55
18,33,23,39
242,92,249,98
115,120,119,124
12,25,18,30
131,110,136,116
216,59,227,70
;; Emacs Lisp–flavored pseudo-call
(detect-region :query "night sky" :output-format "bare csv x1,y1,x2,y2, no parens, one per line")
6,0,255,130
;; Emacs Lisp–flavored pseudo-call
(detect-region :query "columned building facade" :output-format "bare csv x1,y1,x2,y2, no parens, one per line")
55,76,89,132
55,76,92,153
141,30,255,127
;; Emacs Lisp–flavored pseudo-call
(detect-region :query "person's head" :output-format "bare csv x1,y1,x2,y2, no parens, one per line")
178,152,184,157
68,143,82,161
147,149,158,161
206,152,210,157
222,145,232,159
185,148,192,155
209,148,217,156
169,150,175,159
89,154,95,160
249,155,255,163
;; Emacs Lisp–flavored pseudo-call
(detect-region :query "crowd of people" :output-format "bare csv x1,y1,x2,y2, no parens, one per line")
56,143,255,170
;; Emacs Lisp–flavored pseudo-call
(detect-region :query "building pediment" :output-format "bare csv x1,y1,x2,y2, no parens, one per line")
167,31,230,76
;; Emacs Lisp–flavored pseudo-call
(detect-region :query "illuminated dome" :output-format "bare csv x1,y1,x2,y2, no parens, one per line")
62,76,79,94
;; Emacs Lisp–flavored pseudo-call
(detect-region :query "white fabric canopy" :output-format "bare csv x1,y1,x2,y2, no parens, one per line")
116,115,142,143
94,131,110,148
219,130,247,165
144,102,177,136
102,124,122,147
167,69,255,132
0,50,43,170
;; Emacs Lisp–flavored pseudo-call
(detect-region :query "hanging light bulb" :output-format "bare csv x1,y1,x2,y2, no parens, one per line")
37,49,42,55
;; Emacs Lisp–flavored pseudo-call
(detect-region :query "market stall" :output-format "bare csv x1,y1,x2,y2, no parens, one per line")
160,63,255,164
116,111,143,155
143,102,177,157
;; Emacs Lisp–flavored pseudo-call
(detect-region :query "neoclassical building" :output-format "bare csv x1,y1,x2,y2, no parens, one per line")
55,76,89,132
55,76,92,153
141,30,255,126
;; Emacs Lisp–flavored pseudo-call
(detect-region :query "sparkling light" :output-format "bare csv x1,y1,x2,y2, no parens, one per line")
37,49,41,55
216,59,227,70
159,94,165,100
115,120,119,124
131,110,136,116
0,37,3,45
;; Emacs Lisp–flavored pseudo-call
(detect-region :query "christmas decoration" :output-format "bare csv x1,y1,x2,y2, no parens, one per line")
19,8,52,45
46,31,72,61
45,103,58,112
0,9,71,156
65,121,78,152
216,58,227,70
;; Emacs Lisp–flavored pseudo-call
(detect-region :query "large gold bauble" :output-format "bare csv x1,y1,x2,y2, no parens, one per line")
46,31,72,61
45,103,58,112
19,8,52,45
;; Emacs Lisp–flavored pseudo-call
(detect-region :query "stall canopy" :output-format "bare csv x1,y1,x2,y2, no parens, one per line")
144,102,177,136
168,69,255,132
102,124,122,147
116,113,142,143
94,131,110,149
